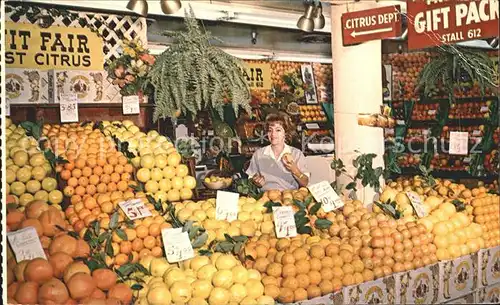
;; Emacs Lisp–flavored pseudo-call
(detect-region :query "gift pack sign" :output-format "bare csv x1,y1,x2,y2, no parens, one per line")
5,68,51,103
119,199,152,220
52,70,115,103
122,95,140,115
438,254,477,303
60,93,79,123
216,191,239,222
272,206,297,238
161,228,194,263
394,264,439,305
308,181,344,212
7,226,47,262
449,131,469,155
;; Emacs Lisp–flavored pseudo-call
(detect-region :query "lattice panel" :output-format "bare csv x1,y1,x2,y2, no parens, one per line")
6,5,148,63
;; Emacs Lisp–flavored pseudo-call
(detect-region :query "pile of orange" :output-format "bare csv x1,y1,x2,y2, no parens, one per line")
472,194,500,248
243,233,367,303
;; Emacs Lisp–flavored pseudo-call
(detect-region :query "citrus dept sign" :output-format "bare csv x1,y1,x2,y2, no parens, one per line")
5,22,104,70
341,5,402,46
407,0,499,50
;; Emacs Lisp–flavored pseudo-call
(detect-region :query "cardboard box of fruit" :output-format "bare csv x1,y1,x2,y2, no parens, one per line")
341,277,395,305
475,282,500,304
478,246,500,288
437,253,478,303
394,263,440,305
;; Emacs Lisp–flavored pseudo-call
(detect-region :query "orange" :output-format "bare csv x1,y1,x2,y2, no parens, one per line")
72,169,82,178
86,185,97,195
78,177,89,187
61,170,72,180
96,183,107,194
71,195,82,205
86,158,97,169
89,175,100,186
93,166,103,176
75,158,86,169
64,186,75,197
103,165,114,175
82,167,92,177
117,181,128,192
151,247,163,257
107,182,117,192
148,223,161,237
131,238,144,252
121,173,131,182
139,249,151,258
120,241,132,254
75,186,86,196
110,173,121,183
114,165,124,174
118,155,128,165
108,156,118,166
115,253,129,266
67,177,78,187
143,236,156,249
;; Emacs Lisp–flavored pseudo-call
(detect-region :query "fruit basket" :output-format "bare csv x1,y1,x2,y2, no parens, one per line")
203,170,233,190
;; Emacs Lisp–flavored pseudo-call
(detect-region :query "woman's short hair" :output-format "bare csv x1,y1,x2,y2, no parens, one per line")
265,112,295,140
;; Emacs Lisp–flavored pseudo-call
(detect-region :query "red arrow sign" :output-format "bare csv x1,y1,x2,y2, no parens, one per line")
341,5,402,46
407,0,499,50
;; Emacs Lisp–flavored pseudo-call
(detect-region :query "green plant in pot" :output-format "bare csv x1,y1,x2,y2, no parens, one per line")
149,8,252,121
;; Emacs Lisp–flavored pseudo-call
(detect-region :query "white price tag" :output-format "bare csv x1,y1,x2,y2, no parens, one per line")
7,227,47,262
472,130,481,136
308,181,344,213
207,130,214,136
463,157,472,163
272,206,297,238
216,191,239,222
305,123,320,129
480,106,489,113
161,228,194,263
119,199,152,220
406,192,427,218
449,131,469,155
6,98,11,116
428,110,437,115
122,96,140,115
60,93,79,123
396,120,405,125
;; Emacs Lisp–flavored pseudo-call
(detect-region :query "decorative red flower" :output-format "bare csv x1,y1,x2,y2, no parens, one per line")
140,54,155,66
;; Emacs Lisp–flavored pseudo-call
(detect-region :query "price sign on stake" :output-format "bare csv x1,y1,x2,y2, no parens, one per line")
161,228,194,263
122,95,140,115
449,131,469,155
7,227,47,262
6,98,11,116
60,93,79,123
406,192,427,218
272,206,297,238
308,181,344,212
216,191,239,222
119,199,152,220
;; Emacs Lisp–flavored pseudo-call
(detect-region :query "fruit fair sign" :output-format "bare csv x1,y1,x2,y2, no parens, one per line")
242,62,272,90
341,5,402,46
5,21,104,70
407,0,499,50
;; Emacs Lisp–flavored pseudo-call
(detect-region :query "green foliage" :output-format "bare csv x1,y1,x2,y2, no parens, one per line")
418,45,497,99
418,165,436,187
235,178,263,199
150,8,251,121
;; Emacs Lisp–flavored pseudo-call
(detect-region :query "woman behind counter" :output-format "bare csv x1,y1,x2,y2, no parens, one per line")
246,113,310,191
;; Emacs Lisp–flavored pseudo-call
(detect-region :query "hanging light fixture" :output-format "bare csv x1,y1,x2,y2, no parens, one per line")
161,0,182,15
126,0,148,17
297,4,316,32
313,2,325,29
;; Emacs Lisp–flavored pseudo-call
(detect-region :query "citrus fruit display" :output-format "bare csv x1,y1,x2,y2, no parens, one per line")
128,254,273,305
5,119,58,208
101,120,197,202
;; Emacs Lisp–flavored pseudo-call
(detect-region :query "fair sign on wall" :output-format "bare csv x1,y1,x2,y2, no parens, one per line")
5,22,104,70
407,0,499,50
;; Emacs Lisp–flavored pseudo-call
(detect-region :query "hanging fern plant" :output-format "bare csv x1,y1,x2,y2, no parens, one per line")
149,8,251,121
417,45,497,102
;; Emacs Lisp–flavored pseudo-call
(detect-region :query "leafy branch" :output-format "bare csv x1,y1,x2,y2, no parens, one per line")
418,165,436,187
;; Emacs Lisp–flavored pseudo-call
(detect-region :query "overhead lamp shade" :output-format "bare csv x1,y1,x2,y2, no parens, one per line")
161,0,182,14
297,5,316,32
127,0,148,17
313,3,325,29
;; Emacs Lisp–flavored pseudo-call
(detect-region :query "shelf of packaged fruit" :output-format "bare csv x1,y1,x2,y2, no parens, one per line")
297,121,332,130
418,96,498,104
393,167,499,182
385,140,483,153
9,102,155,108
409,118,492,128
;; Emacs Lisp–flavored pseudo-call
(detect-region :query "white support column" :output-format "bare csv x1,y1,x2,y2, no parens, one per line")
330,1,386,204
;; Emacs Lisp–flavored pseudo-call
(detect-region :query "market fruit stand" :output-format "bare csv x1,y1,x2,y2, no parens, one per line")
3,1,500,305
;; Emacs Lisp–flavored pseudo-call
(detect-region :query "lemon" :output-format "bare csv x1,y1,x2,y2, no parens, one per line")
170,281,192,303
208,287,231,305
229,283,247,303
136,168,151,183
197,264,218,281
190,256,211,272
212,270,233,289
191,279,213,299
150,257,171,277
164,267,186,288
147,283,172,305
231,266,248,284
245,279,264,299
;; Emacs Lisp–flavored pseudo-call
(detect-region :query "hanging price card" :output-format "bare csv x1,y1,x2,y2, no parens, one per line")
308,181,344,212
472,130,481,136
162,228,194,263
406,192,427,218
6,98,11,116
216,191,239,222
119,199,152,220
60,93,79,123
449,131,469,155
480,106,489,113
428,110,437,115
122,95,140,115
7,227,47,262
272,206,297,238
